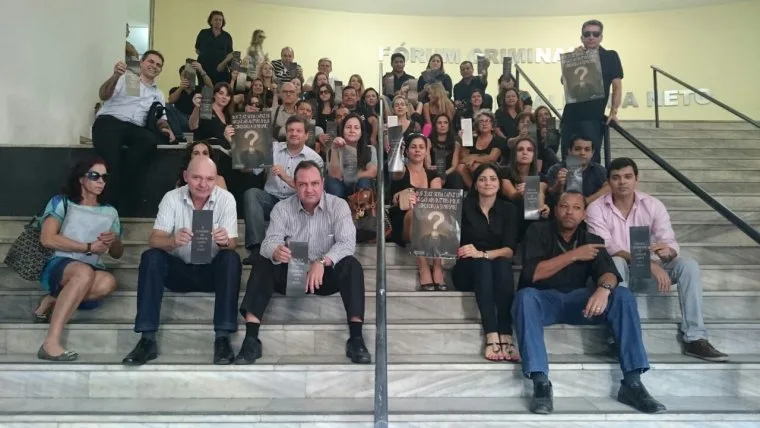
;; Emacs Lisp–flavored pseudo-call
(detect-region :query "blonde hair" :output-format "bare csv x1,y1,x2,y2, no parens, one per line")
349,74,364,95
427,82,454,119
256,61,275,82
392,95,411,120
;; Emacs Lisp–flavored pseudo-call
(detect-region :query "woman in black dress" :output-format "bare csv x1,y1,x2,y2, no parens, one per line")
501,138,551,242
189,82,235,148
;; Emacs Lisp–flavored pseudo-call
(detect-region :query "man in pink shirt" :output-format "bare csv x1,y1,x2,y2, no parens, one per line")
586,158,728,362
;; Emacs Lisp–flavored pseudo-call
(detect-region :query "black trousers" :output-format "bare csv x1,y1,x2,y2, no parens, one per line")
134,248,241,333
240,256,365,322
560,118,603,164
92,115,162,209
453,257,515,335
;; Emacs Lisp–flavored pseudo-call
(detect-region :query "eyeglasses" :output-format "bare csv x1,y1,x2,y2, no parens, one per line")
583,31,601,38
85,171,109,182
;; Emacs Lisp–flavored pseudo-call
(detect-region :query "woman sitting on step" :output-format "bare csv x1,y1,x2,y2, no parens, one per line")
452,163,519,361
389,133,446,291
33,156,123,361
176,140,227,189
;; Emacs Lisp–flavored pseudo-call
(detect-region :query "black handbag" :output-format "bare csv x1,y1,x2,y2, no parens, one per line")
4,197,68,281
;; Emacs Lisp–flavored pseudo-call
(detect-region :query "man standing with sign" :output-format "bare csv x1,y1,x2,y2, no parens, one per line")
236,160,371,365
560,19,623,163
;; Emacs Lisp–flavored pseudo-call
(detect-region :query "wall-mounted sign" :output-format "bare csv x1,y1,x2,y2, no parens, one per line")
533,88,714,111
382,44,577,65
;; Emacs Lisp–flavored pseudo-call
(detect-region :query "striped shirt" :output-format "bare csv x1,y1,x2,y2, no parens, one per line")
260,193,356,265
96,75,167,126
153,185,238,264
256,141,324,200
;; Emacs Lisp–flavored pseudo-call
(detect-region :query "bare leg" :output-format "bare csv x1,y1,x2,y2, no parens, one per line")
432,258,445,284
417,257,433,285
85,271,118,301
457,164,472,189
43,263,95,356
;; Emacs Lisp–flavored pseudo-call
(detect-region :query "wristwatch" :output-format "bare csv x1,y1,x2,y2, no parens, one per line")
482,251,489,260
317,256,327,266
85,243,93,256
599,283,613,291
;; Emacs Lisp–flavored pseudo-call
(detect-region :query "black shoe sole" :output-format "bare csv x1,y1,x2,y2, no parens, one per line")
617,393,667,414
345,350,372,364
684,351,729,363
122,352,158,366
529,401,553,414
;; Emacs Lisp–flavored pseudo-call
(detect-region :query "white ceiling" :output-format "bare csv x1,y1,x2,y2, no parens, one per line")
248,0,750,17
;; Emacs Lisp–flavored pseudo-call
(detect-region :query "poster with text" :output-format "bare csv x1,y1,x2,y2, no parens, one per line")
231,111,273,169
411,189,464,259
124,55,141,97
560,49,605,104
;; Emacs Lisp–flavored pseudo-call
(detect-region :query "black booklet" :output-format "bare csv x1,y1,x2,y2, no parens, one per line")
502,57,513,79
183,58,196,88
560,49,605,104
411,189,464,259
285,241,309,296
125,54,141,97
523,176,541,220
334,80,344,105
325,120,337,150
434,149,447,179
565,155,584,193
545,117,559,149
629,226,652,284
286,62,299,79
231,51,241,72
190,210,213,264
200,86,213,120
231,111,274,170
306,120,317,150
477,55,488,76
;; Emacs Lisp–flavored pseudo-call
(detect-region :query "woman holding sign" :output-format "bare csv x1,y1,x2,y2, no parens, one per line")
32,157,123,361
453,163,519,361
389,134,445,291
189,82,235,148
325,113,377,198
501,138,551,242
456,111,503,188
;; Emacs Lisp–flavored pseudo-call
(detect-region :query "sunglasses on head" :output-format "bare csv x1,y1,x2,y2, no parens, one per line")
85,171,109,182
583,31,601,38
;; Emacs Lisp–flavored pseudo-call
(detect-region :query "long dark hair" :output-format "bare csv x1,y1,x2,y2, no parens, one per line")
340,113,371,170
64,155,108,204
311,72,328,97
316,83,335,112
431,114,456,153
361,87,382,116
469,162,504,199
505,138,539,184
212,82,235,123
177,141,217,186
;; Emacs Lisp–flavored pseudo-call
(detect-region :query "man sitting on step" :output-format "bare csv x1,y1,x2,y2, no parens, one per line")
241,115,323,264
514,190,666,415
586,157,728,362
235,160,371,365
122,157,241,366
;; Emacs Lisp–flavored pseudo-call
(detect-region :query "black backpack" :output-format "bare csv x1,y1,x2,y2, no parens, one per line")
145,101,172,144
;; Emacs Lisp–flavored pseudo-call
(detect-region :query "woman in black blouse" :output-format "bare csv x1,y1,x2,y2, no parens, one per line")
194,11,233,84
456,111,504,188
390,134,445,291
501,138,551,242
417,54,453,101
428,114,463,189
534,106,560,158
494,87,522,141
315,84,336,130
453,163,519,361
189,82,235,148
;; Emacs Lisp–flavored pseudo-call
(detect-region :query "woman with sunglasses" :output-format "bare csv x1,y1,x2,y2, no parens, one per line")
389,134,446,291
33,156,123,361
315,84,336,131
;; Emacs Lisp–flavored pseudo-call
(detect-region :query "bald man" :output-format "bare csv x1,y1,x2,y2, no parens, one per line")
123,157,242,366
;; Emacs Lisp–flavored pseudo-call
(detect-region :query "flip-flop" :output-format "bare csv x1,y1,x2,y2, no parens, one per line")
37,345,78,362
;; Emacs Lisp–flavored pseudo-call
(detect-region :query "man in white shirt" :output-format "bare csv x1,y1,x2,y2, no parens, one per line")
122,157,241,366
304,57,342,92
242,116,323,263
93,50,175,212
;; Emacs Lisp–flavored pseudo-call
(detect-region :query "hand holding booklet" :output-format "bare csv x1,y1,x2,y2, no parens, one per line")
55,204,117,266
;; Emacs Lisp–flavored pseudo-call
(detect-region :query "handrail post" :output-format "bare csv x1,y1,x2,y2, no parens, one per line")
373,57,389,428
603,122,612,168
515,67,520,88
653,68,660,128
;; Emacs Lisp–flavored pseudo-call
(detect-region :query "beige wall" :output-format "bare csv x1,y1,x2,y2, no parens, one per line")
154,0,760,121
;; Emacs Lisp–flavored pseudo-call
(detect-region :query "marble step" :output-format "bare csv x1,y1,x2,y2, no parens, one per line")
611,148,760,160
0,353,757,399
632,158,760,170
1,290,758,323
0,397,758,427
610,138,760,149
657,194,760,211
3,262,760,292
2,321,757,357
633,169,760,183
619,120,760,130
610,128,760,139
667,210,760,225
637,181,760,195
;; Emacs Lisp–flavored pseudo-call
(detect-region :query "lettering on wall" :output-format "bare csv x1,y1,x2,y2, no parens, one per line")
531,89,713,110
382,45,577,64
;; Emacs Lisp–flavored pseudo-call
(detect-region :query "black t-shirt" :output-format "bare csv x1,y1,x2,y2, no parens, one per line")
495,108,519,140
390,167,439,197
453,77,487,103
417,72,453,98
562,47,623,122
430,138,457,170
193,111,229,148
195,28,233,82
519,221,620,293
460,196,517,252
169,86,201,116
382,72,415,98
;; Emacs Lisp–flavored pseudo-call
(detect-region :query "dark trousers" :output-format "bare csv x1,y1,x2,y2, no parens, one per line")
560,118,603,163
512,286,650,378
134,248,241,333
240,256,365,323
166,104,191,136
453,258,515,334
92,115,161,209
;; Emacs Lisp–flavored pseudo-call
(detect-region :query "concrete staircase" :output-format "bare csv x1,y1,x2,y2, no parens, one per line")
0,121,758,427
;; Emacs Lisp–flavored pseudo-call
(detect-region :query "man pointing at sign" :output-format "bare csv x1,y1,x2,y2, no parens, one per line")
560,19,623,163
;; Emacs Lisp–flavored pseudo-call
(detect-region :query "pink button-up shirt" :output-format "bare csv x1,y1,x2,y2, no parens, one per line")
585,191,680,257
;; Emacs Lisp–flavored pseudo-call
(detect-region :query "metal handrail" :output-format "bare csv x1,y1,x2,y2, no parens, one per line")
652,66,760,129
610,122,760,246
514,64,611,167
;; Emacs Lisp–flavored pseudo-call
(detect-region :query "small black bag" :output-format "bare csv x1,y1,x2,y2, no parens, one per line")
146,101,172,144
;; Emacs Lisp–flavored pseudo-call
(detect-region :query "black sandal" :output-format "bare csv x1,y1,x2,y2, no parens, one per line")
435,283,449,291
420,283,436,291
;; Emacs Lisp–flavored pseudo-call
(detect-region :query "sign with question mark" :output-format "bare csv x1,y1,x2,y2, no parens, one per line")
230,111,274,170
560,49,605,105
427,211,445,236
410,188,464,260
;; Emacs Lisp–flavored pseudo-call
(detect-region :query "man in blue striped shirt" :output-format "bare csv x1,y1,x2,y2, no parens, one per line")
236,160,370,364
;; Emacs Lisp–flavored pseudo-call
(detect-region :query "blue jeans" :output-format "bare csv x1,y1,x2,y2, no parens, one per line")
165,104,191,136
134,248,241,333
512,286,649,377
324,177,374,199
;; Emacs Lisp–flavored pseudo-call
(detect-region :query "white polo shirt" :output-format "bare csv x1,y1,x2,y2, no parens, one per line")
153,185,238,264
96,74,167,126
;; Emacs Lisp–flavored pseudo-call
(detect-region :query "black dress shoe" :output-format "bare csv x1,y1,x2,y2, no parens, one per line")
213,337,235,365
529,381,554,414
617,381,667,414
122,338,158,366
234,337,263,365
346,337,372,364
